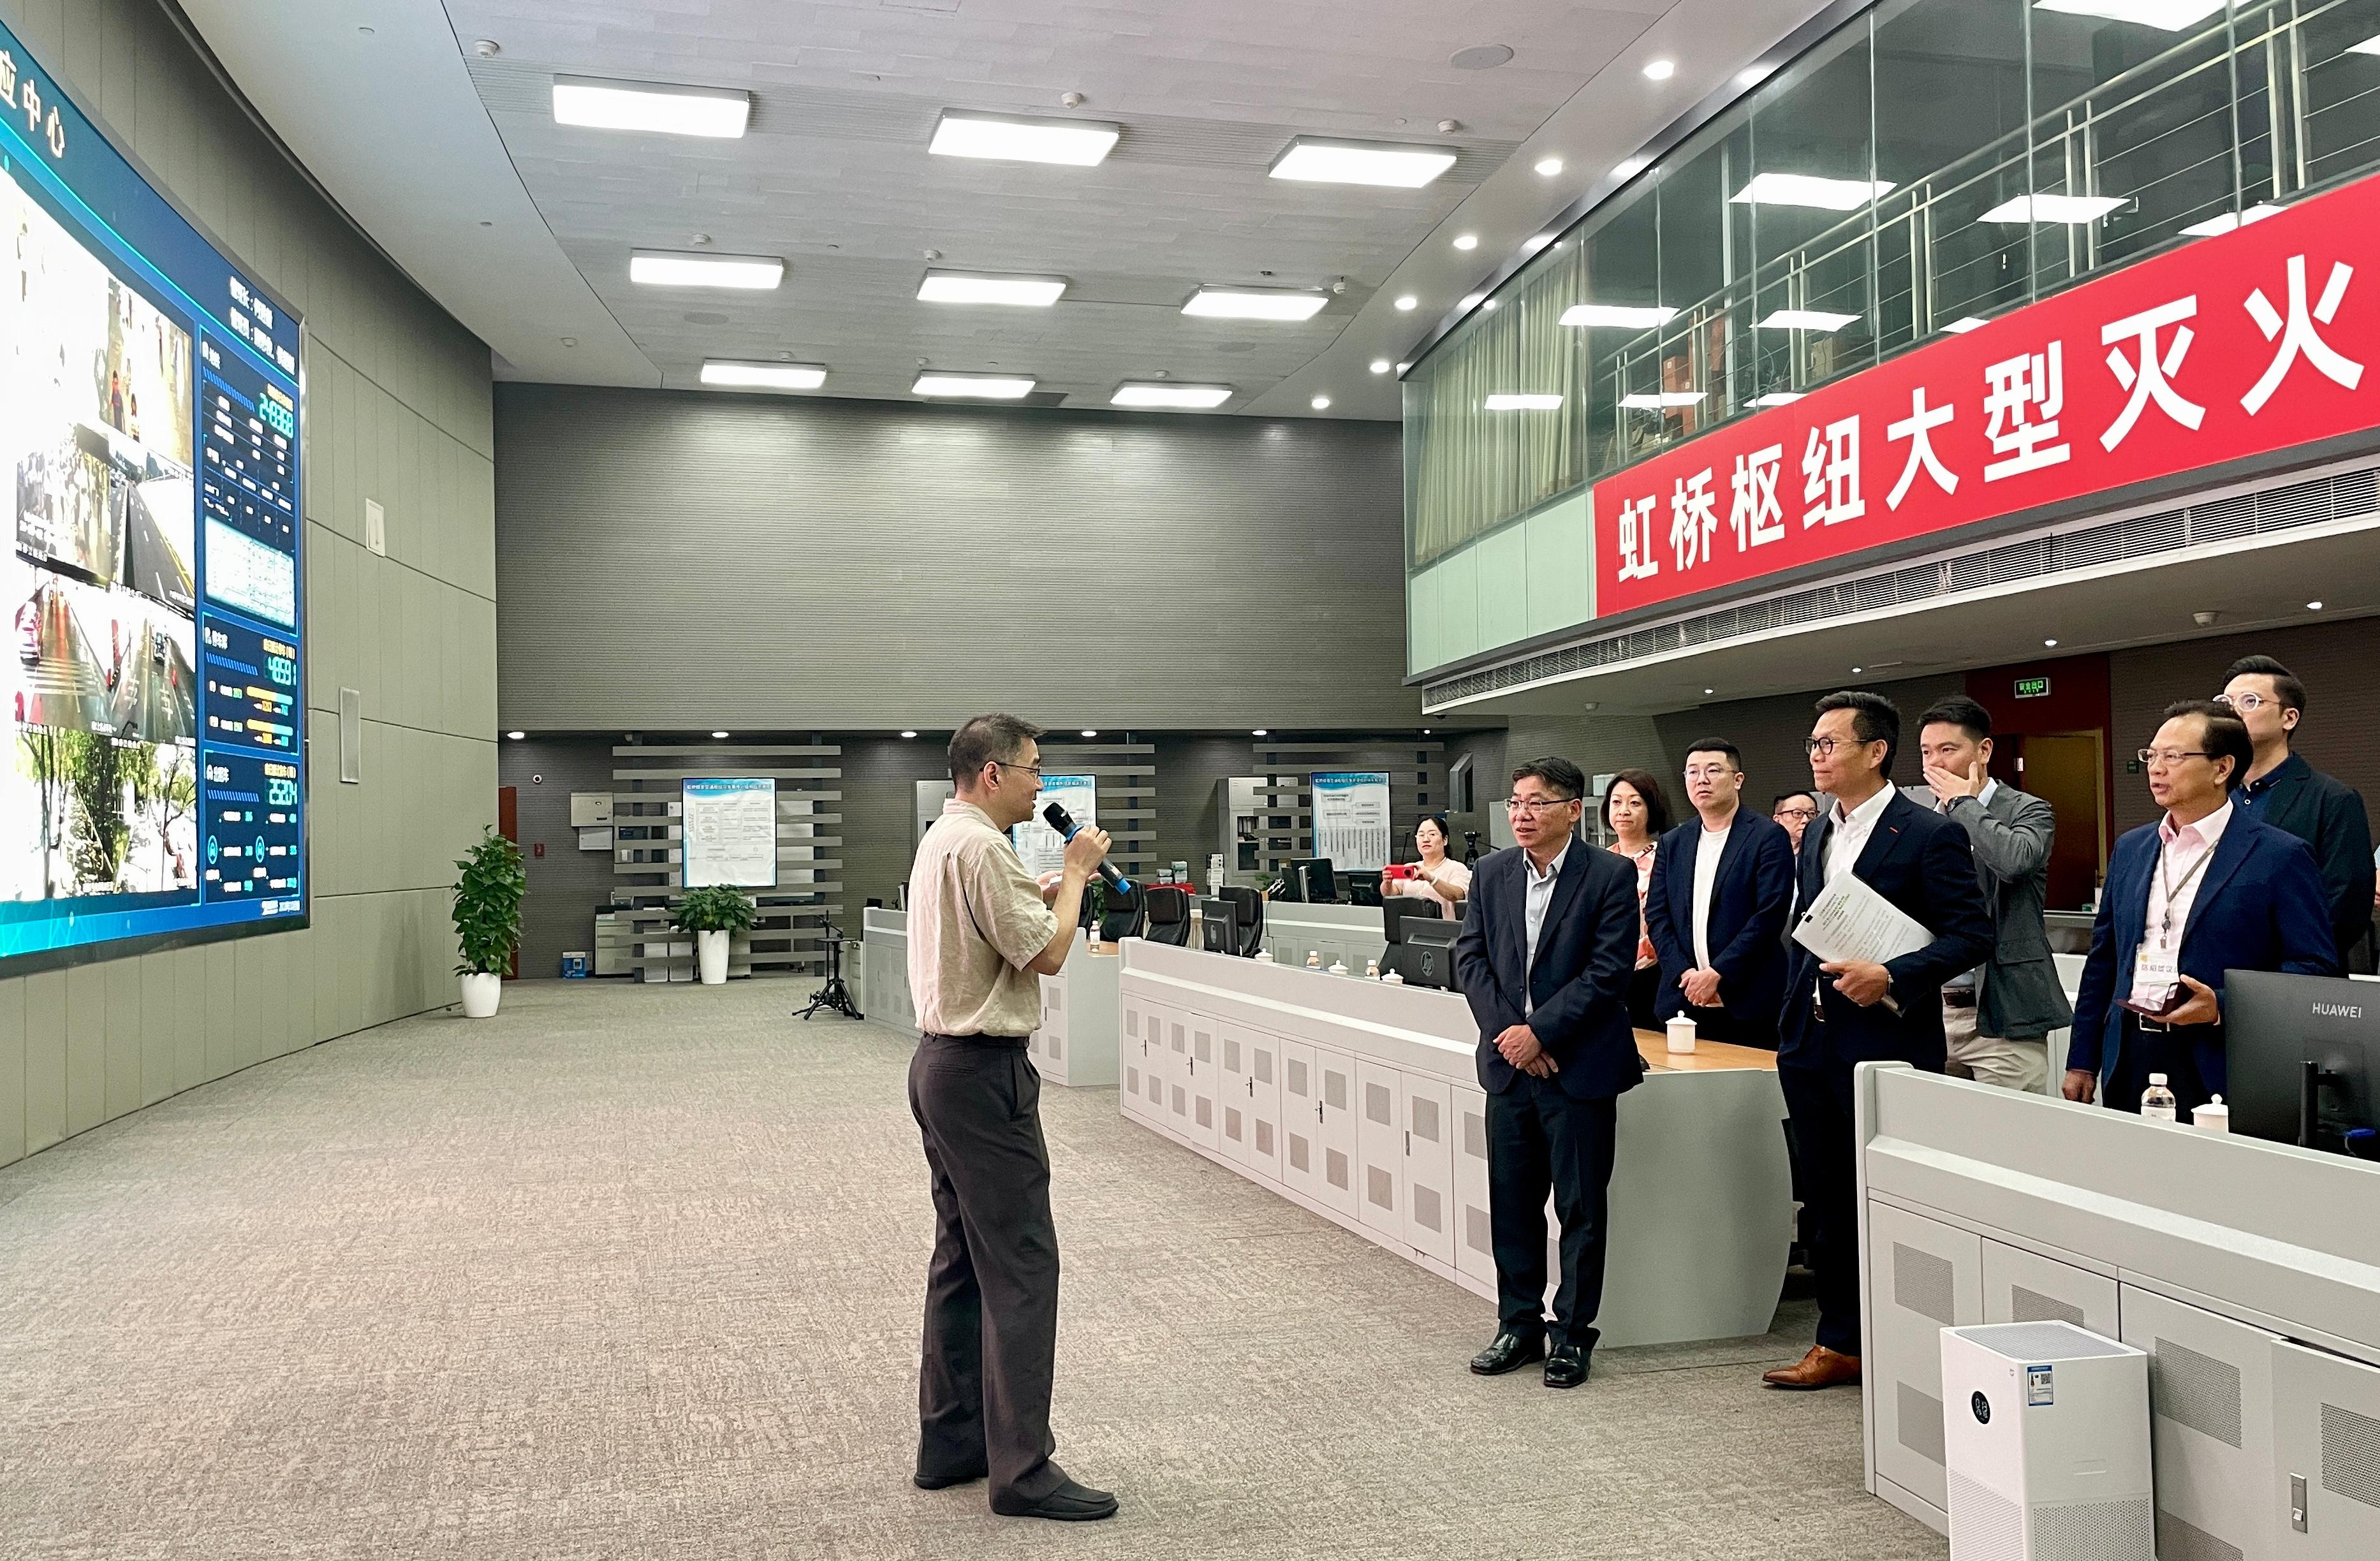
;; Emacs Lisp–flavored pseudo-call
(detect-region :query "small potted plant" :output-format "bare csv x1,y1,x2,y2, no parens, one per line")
676,884,756,985
452,827,525,1018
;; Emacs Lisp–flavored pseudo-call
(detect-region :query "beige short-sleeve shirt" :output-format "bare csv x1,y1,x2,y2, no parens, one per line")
907,800,1060,1038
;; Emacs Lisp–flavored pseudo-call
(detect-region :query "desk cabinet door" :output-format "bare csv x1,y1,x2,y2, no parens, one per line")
1119,998,1152,1121
1163,1013,1193,1140
1980,1240,2116,1335
1356,1062,1405,1238
1185,1015,1220,1148
1217,1025,1252,1168
2272,1337,2380,1561
1242,1028,1282,1183
1312,1043,1359,1218
1451,1085,1495,1285
2121,1285,2282,1561
1867,1202,1983,1516
1280,1039,1323,1205
1402,1075,1455,1267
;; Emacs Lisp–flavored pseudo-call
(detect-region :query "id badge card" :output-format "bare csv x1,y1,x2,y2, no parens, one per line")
2127,948,2180,1011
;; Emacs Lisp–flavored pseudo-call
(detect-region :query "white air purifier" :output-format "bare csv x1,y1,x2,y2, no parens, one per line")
1940,1321,2153,1560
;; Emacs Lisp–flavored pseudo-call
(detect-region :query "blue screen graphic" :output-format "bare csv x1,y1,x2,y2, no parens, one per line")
0,21,305,964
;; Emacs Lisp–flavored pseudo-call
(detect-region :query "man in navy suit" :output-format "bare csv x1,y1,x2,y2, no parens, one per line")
2064,699,2337,1119
1645,738,1796,1049
1451,757,1643,1390
1765,691,1994,1392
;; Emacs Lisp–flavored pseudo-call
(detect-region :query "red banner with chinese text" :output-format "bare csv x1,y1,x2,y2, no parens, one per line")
1590,173,2380,618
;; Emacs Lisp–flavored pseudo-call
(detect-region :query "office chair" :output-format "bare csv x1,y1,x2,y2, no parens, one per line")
1144,886,1193,948
1219,886,1265,958
1098,884,1148,942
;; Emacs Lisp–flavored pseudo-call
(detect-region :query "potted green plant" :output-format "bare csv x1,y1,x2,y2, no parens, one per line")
453,827,526,1018
676,884,756,985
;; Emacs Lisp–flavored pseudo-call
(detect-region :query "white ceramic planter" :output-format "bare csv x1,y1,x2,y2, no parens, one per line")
460,971,502,1018
697,929,730,985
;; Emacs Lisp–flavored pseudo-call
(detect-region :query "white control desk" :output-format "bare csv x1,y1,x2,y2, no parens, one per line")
858,908,1120,1087
1855,1064,2380,1554
1117,940,1793,1348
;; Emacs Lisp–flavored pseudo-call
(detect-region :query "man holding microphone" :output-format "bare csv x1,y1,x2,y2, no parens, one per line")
906,714,1117,1521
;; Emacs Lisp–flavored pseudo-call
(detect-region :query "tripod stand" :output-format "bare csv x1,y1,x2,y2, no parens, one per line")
796,925,863,1021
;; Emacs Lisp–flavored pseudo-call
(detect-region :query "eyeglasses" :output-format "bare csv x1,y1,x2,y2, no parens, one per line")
1772,806,1817,822
2138,748,2214,767
1682,765,1737,781
2214,691,2270,712
1803,736,1875,758
992,759,1045,780
1504,797,1579,816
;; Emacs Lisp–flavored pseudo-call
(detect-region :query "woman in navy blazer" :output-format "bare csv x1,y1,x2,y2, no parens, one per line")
2066,701,2339,1116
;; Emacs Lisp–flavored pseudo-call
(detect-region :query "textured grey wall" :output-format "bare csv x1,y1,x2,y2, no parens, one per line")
0,0,496,1170
493,386,1417,731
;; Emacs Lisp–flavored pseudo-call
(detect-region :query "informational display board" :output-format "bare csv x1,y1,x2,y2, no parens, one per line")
1011,774,1096,877
1311,772,1390,872
0,18,307,966
682,777,776,888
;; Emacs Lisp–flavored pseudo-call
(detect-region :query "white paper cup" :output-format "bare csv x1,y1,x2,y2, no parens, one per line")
1666,1016,1698,1055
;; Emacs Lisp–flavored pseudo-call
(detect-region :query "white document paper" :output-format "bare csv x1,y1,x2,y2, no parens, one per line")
1792,874,1934,967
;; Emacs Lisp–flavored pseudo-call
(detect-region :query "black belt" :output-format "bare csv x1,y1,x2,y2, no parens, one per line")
1943,988,1978,1009
923,1030,1029,1047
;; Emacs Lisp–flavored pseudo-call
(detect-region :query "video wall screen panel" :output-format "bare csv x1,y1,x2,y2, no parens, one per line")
0,22,305,967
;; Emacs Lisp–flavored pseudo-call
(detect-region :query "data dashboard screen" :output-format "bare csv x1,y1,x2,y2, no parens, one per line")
0,20,305,965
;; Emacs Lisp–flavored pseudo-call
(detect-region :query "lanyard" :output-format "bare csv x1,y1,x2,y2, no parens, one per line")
2154,834,2216,949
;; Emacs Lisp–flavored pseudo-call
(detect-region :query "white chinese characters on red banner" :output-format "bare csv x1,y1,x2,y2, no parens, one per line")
1590,174,2380,617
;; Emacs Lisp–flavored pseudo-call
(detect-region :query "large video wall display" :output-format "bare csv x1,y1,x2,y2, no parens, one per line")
0,22,305,965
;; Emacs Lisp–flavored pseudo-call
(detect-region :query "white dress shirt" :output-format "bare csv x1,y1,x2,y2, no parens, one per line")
1824,784,1897,886
1522,840,1572,1016
2145,801,2232,953
1691,818,1733,971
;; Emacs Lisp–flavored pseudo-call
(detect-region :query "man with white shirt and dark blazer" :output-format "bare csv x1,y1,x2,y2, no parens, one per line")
1764,691,1994,1392
1645,739,1796,1049
1451,757,1644,1391
2064,700,2337,1120
1904,696,2074,1093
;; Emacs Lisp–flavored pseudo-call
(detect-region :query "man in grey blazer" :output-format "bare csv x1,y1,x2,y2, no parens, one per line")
1907,697,2074,1092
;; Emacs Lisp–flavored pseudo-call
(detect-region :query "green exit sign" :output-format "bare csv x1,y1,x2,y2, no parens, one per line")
2014,676,2052,700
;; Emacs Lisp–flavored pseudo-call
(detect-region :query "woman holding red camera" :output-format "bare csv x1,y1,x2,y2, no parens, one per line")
1381,813,1473,918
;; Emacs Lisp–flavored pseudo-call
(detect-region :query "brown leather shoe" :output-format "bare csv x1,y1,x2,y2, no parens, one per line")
1762,1345,1862,1390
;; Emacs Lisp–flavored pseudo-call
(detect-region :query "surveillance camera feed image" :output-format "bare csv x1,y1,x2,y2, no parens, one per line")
0,16,305,965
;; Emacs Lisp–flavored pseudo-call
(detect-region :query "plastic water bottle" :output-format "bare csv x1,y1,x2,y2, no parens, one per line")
1306,949,1322,970
2141,1072,2178,1124
1365,958,1380,979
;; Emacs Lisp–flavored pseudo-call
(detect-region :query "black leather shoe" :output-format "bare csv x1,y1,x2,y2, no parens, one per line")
913,1468,987,1490
1543,1337,1594,1389
1469,1329,1546,1375
990,1479,1119,1521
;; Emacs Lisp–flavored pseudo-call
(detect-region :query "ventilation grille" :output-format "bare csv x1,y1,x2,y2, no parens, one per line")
1126,1066,1139,1096
1413,1185,1443,1233
1464,1110,1487,1160
1256,1120,1273,1157
1367,1081,1393,1125
1893,1242,1958,1326
1467,1205,1492,1255
2011,1286,2086,1327
1126,1009,1139,1037
1048,1034,1061,1060
1194,1030,1212,1063
1948,1471,2025,1561
1898,1381,1946,1466
1325,1071,1348,1111
1287,1059,1309,1097
2156,1507,2244,1561
1289,1133,1310,1173
1195,1097,1212,1129
1170,1085,1186,1117
1224,1038,1240,1073
1170,1024,1186,1053
1225,1106,1242,1143
2031,1496,2154,1561
1049,986,1063,1013
2153,1338,2244,1449
1254,1048,1274,1084
1412,1097,1441,1142
1147,1074,1163,1103
1327,1148,1350,1191
1425,463,2380,707
1369,1166,1395,1210
2323,1401,2380,1509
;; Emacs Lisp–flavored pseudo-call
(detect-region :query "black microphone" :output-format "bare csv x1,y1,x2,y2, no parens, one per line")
1042,802,1133,893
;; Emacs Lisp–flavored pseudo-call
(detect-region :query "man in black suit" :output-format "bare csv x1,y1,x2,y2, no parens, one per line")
2218,656,2374,971
1646,739,1797,1048
1764,692,1994,1392
1451,757,1643,1390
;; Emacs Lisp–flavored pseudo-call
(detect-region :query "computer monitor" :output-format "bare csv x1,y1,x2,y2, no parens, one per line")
1383,898,1444,946
1402,918,1460,990
1289,858,1337,905
1198,896,1237,956
2222,970,2380,1157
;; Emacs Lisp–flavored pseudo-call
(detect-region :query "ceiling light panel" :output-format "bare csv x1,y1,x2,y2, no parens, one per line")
1980,193,2126,223
2179,203,2284,235
929,110,1119,165
702,360,826,390
917,271,1068,307
1619,392,1705,409
630,250,784,289
1111,383,1232,408
1182,287,1328,321
1756,309,1860,331
552,77,752,137
1942,316,1988,333
1729,172,1897,210
1748,392,1805,406
2032,0,2226,31
913,372,1037,399
1268,137,1458,188
1484,393,1564,410
1560,303,1677,328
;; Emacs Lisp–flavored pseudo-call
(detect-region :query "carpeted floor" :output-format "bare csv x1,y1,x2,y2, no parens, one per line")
0,979,1946,1559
